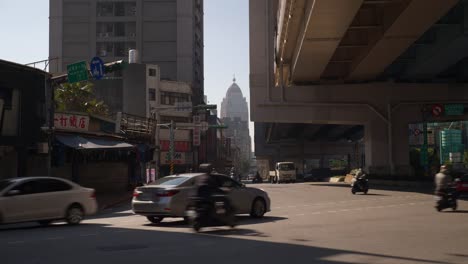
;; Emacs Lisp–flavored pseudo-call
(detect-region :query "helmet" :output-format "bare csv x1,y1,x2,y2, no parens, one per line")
440,165,448,173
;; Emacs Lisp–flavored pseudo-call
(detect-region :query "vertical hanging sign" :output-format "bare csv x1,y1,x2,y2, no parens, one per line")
193,115,201,146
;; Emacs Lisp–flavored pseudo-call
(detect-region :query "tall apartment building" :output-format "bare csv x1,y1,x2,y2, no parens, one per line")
49,0,204,104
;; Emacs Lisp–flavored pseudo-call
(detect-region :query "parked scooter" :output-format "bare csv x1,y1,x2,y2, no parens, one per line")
435,186,458,212
186,194,236,232
351,171,369,195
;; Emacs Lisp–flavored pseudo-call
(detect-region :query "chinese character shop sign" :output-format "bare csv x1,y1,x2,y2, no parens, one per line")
54,113,89,131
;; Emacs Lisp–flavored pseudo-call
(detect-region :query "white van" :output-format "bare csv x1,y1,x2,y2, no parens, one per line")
269,162,296,183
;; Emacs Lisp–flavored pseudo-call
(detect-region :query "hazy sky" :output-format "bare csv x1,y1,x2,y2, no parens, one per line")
0,0,254,149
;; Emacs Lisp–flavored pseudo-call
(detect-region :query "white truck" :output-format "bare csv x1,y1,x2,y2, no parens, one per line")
269,162,297,183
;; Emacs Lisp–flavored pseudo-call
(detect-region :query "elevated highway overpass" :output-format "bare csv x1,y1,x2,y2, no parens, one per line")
250,0,468,176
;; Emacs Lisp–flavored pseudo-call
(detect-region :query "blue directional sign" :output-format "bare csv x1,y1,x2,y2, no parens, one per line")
90,56,105,80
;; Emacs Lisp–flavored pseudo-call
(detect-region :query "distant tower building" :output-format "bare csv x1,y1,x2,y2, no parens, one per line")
221,77,249,122
220,77,251,165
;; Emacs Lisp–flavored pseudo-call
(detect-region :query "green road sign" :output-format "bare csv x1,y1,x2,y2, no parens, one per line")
67,61,88,83
445,104,464,116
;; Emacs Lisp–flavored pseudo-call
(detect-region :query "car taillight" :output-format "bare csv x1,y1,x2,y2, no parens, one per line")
90,190,96,199
133,189,140,197
156,190,179,197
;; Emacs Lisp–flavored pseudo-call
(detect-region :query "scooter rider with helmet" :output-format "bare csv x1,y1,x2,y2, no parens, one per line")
434,165,452,197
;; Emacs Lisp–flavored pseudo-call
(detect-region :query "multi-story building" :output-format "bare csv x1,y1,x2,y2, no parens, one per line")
221,78,249,122
0,60,51,179
220,78,251,168
156,80,194,175
49,0,204,104
89,62,194,176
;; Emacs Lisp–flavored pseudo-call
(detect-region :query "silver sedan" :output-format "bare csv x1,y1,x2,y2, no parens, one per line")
132,173,271,223
0,177,97,226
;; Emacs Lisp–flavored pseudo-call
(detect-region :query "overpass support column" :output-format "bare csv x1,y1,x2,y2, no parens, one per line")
364,118,390,175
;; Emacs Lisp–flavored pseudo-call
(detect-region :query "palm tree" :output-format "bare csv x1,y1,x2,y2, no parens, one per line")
55,82,109,116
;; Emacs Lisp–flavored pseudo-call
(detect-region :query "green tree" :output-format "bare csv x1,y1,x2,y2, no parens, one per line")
55,82,109,116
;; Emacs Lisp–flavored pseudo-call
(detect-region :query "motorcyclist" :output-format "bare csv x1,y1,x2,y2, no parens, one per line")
253,171,263,183
434,165,452,197
351,168,365,183
195,173,222,202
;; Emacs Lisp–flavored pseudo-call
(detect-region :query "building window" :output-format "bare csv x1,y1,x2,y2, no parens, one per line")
149,68,157,77
160,92,191,106
148,88,156,101
97,2,113,16
97,2,136,17
160,116,191,123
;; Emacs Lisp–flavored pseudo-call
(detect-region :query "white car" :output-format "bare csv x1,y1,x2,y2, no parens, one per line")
0,177,98,226
132,173,271,224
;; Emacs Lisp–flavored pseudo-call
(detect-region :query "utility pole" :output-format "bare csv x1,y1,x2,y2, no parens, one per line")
152,104,218,177
169,120,175,175
153,111,160,181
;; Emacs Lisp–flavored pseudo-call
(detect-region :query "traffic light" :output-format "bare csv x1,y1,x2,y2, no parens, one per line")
104,60,128,73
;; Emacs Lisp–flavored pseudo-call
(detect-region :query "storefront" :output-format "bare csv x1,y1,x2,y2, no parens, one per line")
51,112,139,193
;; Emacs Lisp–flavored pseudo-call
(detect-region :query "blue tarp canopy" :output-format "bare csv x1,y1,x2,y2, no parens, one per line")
56,135,133,150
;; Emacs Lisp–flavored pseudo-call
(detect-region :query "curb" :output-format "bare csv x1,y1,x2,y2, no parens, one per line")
370,180,433,189
326,178,433,189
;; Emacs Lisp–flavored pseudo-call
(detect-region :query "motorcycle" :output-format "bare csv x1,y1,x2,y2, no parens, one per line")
351,175,369,195
252,175,263,184
435,186,458,212
186,194,236,232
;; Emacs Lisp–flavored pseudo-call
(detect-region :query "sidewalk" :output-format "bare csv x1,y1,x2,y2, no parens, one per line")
326,177,434,192
96,190,134,211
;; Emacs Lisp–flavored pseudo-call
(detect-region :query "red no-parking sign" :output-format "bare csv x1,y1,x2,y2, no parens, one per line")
432,104,444,117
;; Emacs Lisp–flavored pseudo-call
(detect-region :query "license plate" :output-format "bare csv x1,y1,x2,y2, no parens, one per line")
463,184,468,187
139,194,153,201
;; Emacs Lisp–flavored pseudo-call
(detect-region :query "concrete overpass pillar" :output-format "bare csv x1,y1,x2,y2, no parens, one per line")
364,118,390,175
348,142,363,170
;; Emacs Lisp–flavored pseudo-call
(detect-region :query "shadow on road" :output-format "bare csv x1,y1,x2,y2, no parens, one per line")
443,210,468,214
197,227,269,237
146,216,288,229
351,193,389,196
1,221,457,264
0,222,110,232
447,253,468,258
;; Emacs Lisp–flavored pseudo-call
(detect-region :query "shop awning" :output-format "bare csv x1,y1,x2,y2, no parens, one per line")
56,135,133,150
